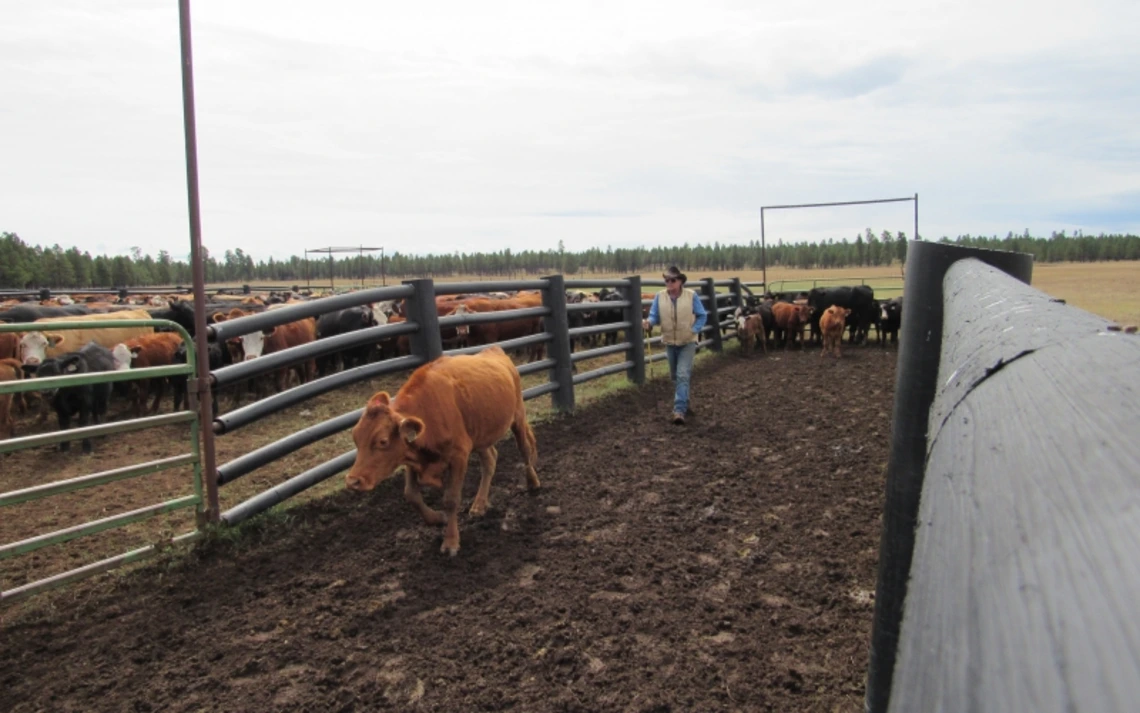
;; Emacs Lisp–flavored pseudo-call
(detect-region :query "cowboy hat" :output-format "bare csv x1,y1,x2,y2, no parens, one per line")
662,266,688,284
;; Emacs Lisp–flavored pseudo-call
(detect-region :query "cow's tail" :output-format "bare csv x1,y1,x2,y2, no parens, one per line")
512,409,540,490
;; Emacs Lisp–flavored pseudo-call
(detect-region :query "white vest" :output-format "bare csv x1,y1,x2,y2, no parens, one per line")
658,288,698,346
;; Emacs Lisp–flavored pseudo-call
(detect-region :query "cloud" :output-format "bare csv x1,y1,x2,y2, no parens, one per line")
2,1,1139,263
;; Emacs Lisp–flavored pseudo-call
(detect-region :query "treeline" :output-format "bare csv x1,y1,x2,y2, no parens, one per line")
2,229,1138,289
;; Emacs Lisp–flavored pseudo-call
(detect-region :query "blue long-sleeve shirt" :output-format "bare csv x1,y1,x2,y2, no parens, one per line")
647,290,708,334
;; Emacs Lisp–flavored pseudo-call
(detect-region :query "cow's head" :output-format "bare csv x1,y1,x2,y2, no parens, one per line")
19,331,64,366
233,327,276,361
449,304,472,338
345,391,424,492
826,306,851,322
111,344,134,371
368,302,391,327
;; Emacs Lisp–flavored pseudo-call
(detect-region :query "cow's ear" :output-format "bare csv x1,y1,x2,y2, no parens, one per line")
262,327,277,337
212,313,228,323
366,391,390,415
399,417,424,443
45,332,65,347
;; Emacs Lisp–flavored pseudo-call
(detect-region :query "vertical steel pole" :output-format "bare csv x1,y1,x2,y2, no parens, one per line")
404,279,442,362
700,278,722,352
541,275,575,413
621,275,645,385
760,208,767,288
914,193,919,242
177,0,219,522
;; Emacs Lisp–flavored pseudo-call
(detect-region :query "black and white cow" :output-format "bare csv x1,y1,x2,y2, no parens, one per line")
878,296,903,346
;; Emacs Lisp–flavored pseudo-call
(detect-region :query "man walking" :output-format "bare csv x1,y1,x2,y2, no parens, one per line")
643,266,708,425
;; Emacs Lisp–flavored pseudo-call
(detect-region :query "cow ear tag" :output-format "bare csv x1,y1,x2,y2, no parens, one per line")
400,417,424,443
66,363,79,373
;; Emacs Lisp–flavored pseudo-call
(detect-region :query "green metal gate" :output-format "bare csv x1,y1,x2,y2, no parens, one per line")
0,319,205,604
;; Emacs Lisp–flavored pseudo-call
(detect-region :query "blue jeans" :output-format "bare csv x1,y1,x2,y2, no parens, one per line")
665,342,697,415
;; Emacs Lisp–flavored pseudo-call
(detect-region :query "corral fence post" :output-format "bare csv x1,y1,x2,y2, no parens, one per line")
730,277,744,313
621,275,645,385
877,256,1140,713
700,277,722,352
541,274,575,413
404,278,442,362
866,241,1033,713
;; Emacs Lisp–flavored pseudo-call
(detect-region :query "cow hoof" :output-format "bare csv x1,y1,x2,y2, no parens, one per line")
469,501,489,516
440,542,459,557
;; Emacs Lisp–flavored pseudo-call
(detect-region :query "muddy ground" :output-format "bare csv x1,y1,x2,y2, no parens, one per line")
1,345,897,712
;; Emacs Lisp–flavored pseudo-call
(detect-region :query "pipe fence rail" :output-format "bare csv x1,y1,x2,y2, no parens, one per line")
2,269,903,605
866,242,1140,713
0,320,204,604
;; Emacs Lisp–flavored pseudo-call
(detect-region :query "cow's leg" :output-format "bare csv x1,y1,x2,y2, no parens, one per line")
150,378,166,414
440,452,471,556
57,405,71,452
78,395,94,454
469,445,498,516
512,411,540,490
403,466,447,527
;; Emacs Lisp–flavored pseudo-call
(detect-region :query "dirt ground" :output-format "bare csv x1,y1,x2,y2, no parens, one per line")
1,344,896,712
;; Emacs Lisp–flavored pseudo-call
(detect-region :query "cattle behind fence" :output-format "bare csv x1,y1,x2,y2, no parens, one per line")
206,275,735,526
866,242,1140,713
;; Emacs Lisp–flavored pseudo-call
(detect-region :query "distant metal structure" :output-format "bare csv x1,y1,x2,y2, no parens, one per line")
760,194,918,287
304,246,384,292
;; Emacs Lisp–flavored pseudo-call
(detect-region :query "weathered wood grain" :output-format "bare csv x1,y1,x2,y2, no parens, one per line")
888,259,1140,713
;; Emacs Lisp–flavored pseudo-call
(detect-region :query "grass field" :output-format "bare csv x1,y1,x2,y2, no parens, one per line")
285,261,1138,325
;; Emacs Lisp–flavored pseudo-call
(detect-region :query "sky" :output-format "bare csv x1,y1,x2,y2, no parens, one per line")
3,0,1139,262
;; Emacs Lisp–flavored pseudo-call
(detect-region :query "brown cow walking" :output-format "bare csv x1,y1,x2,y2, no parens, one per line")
345,346,540,556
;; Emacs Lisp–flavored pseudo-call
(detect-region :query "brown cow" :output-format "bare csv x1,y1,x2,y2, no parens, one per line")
18,309,155,366
0,333,20,361
216,314,318,394
345,346,540,556
737,313,767,356
444,298,545,361
819,305,851,359
771,302,812,350
0,357,23,440
111,332,186,415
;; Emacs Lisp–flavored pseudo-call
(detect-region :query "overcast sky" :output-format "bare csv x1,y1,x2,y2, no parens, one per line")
3,1,1139,262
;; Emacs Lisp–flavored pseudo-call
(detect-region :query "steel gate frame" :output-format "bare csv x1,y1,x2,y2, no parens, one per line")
0,319,204,604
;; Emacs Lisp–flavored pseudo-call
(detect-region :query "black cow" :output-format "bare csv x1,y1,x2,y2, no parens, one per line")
878,296,903,346
807,286,876,346
171,340,230,415
594,290,627,347
33,341,115,453
566,291,599,351
315,306,378,376
147,300,199,335
0,304,93,323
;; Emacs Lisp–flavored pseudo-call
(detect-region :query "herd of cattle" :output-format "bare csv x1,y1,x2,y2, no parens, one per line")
735,285,904,358
0,284,903,451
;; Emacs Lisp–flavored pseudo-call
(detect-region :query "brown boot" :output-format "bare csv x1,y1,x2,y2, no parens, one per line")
671,411,686,425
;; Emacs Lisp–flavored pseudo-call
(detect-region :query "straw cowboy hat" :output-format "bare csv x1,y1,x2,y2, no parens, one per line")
662,266,688,284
